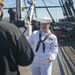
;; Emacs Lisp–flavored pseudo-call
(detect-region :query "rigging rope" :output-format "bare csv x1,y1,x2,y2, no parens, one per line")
42,0,55,23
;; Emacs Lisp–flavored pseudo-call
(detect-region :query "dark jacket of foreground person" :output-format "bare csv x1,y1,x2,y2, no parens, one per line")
0,21,34,75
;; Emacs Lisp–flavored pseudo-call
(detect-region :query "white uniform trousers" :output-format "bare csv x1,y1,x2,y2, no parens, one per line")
30,62,52,75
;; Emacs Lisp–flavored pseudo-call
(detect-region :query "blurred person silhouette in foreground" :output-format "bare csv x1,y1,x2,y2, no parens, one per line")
0,21,34,75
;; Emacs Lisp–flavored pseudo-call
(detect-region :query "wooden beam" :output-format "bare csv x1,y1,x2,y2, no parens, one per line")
0,0,4,4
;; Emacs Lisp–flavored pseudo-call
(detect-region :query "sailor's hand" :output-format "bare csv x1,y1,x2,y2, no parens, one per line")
44,58,52,65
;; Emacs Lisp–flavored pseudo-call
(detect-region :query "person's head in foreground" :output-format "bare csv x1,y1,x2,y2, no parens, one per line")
0,21,34,75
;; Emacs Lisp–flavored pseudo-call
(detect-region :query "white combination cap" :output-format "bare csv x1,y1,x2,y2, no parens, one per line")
39,16,51,23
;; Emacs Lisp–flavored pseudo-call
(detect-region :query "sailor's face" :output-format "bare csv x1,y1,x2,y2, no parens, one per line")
40,23,50,30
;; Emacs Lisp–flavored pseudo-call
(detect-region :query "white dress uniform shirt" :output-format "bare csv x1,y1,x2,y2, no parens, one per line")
28,29,58,75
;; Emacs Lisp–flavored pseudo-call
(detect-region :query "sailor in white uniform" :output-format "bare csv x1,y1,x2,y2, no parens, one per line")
28,16,58,75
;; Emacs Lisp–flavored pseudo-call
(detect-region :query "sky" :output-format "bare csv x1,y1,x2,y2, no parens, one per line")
3,0,75,22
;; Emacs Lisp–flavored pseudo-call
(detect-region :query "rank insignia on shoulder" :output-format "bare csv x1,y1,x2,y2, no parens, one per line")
54,45,58,47
47,37,53,41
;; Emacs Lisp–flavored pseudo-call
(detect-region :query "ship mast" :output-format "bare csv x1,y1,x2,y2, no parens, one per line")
16,0,21,20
